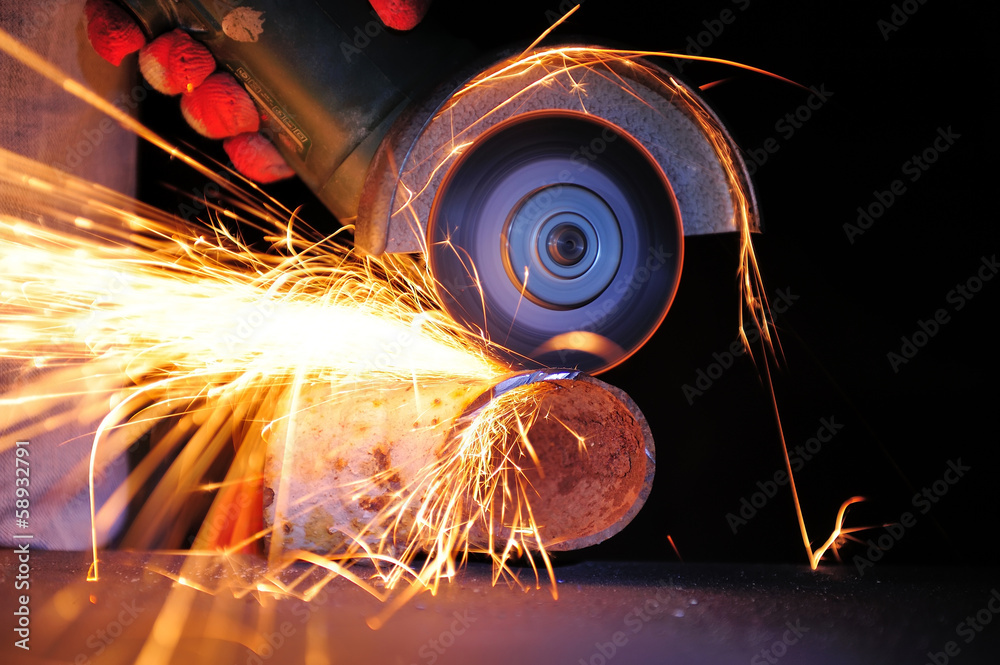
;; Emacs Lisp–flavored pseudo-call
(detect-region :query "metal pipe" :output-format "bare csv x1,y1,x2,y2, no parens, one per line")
262,370,654,556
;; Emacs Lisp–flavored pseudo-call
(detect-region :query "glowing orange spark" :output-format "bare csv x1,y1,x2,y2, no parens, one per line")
667,534,683,562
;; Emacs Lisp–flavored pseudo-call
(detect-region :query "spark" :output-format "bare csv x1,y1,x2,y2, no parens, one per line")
518,3,581,57
0,139,507,557
667,534,683,562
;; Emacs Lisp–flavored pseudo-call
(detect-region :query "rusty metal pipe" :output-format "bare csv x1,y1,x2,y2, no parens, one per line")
262,370,654,556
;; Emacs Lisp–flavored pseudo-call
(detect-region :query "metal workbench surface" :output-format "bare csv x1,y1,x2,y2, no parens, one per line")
2,550,997,664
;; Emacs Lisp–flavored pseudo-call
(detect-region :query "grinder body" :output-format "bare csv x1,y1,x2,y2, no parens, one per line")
118,0,757,374
120,0,470,222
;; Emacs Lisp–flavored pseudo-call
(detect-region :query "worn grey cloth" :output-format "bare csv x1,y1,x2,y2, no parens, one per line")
1,0,138,549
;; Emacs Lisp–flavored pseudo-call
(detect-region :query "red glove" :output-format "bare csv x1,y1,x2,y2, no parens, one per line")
83,0,433,184
369,0,432,30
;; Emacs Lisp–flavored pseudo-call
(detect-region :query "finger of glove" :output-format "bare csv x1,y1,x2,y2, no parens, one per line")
224,133,295,184
139,29,215,95
182,77,293,182
140,31,290,181
84,0,146,66
180,72,259,139
368,0,432,31
84,2,293,183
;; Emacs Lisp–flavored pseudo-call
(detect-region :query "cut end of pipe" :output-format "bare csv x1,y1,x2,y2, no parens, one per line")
481,374,655,551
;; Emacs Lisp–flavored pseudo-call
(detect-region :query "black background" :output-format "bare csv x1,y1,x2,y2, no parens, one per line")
138,1,997,567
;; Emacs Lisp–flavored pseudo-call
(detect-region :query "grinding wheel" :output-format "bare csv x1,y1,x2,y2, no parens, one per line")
358,48,757,373
428,110,682,371
101,3,756,372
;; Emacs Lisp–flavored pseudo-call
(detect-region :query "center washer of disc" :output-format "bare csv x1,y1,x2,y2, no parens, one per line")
503,184,622,309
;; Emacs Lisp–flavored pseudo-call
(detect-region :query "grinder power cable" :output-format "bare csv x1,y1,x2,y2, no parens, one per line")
112,0,757,373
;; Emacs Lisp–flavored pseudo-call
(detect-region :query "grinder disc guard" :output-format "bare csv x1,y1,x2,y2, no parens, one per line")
359,49,757,375
429,111,683,372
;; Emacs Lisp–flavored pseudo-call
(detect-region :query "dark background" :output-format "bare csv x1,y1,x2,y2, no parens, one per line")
137,1,996,567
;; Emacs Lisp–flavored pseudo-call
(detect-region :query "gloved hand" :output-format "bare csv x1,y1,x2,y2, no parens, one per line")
83,0,432,184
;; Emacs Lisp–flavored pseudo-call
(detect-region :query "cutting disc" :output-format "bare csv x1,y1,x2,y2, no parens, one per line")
358,48,757,373
428,111,683,372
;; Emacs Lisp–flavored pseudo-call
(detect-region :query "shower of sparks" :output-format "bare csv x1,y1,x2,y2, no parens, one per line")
0,34,591,644
0,16,862,657
388,43,862,568
0,28,586,638
359,382,561,629
0,139,581,658
0,143,519,557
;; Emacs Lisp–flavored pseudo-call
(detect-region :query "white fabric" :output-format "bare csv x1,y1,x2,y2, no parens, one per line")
1,0,137,549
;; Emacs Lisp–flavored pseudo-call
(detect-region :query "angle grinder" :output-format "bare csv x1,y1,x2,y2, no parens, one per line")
117,0,757,373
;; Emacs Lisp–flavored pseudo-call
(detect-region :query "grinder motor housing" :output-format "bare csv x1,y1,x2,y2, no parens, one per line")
118,0,757,373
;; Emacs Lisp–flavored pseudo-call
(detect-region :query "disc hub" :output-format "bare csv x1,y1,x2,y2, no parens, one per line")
504,184,622,309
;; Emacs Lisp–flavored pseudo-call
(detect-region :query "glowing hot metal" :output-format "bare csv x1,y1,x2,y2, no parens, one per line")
263,369,654,564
